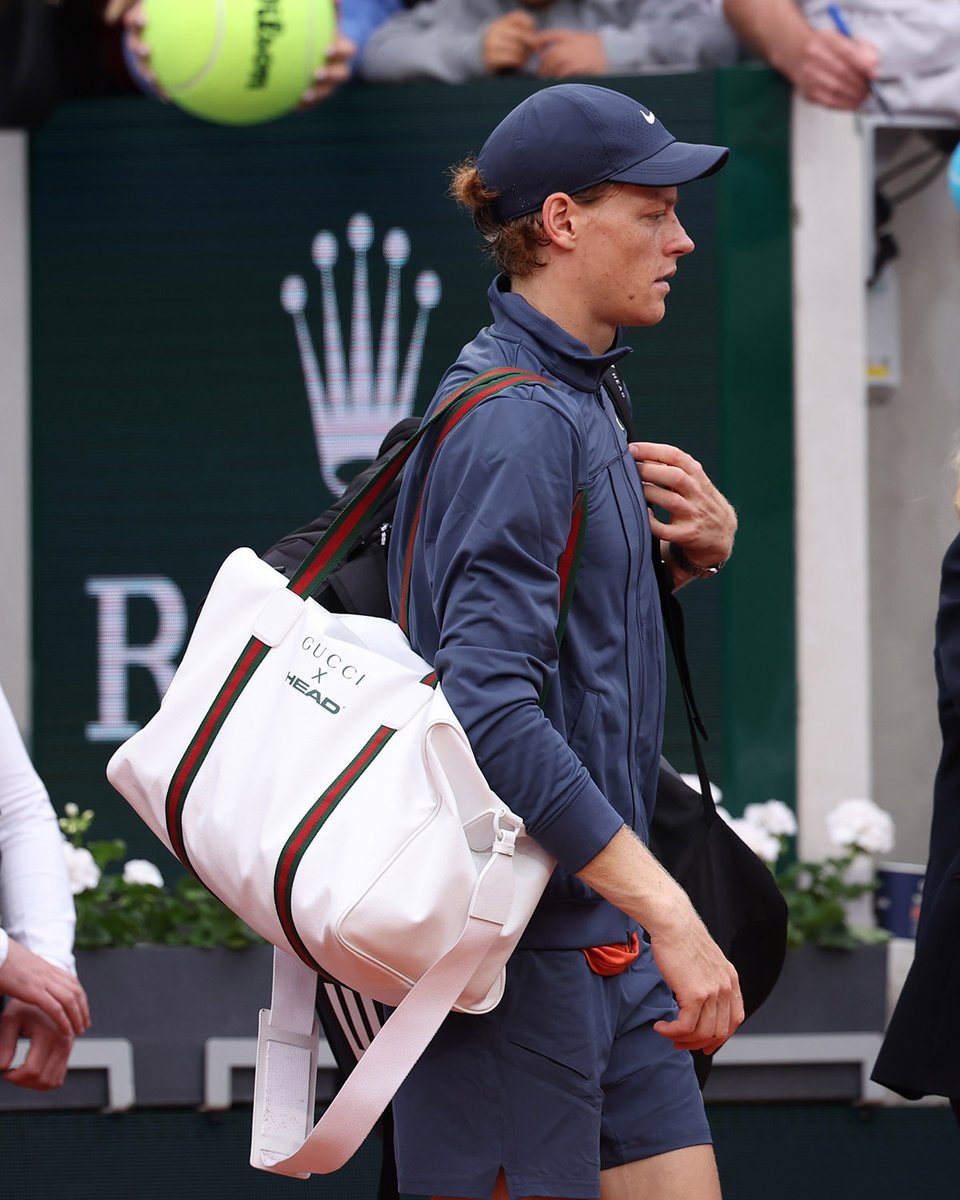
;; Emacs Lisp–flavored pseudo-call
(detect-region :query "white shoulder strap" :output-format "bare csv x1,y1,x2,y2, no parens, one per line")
250,825,519,1178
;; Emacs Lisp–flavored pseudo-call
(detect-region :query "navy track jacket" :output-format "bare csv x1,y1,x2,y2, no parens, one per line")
388,276,666,950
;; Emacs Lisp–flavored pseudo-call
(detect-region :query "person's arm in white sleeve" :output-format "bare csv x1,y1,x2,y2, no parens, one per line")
0,685,90,1089
0,686,77,973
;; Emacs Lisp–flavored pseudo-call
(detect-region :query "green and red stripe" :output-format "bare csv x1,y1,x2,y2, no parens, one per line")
274,725,396,970
538,489,588,706
291,367,545,607
165,634,270,871
555,489,588,648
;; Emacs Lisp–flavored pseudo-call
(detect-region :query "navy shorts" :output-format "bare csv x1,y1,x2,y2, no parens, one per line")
391,942,712,1199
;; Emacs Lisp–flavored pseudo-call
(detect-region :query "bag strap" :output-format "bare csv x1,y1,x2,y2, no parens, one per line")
253,813,524,1177
600,366,715,819
286,367,550,603
653,551,716,818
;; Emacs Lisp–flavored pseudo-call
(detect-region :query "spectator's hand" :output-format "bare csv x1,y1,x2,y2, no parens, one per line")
0,999,75,1091
483,11,539,74
629,441,737,584
784,28,879,109
535,30,606,77
103,0,138,23
297,34,356,108
0,939,90,1038
117,2,355,109
114,1,167,98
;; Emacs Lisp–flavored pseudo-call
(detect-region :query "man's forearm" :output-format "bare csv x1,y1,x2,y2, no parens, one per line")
576,824,688,937
577,825,744,1052
723,0,813,74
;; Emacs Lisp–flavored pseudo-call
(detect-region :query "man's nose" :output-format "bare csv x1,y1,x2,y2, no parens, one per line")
670,219,695,257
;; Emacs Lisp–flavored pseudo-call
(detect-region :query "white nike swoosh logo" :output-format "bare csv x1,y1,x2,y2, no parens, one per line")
642,109,656,124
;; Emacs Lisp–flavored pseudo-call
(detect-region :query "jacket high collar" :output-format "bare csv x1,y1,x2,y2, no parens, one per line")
488,274,631,394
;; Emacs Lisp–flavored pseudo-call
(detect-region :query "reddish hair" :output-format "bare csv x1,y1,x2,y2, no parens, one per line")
449,158,616,277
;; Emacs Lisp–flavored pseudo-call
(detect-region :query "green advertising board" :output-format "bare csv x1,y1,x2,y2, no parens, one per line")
29,69,792,860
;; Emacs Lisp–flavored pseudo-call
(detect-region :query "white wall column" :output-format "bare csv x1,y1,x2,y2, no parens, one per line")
792,98,872,860
0,131,30,731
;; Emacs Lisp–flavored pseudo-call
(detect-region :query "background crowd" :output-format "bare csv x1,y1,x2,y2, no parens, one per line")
2,0,960,128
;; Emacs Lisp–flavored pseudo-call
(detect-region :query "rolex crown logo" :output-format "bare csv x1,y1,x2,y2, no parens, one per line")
281,213,442,496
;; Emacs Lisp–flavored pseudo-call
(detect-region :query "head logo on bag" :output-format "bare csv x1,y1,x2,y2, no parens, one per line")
284,673,341,714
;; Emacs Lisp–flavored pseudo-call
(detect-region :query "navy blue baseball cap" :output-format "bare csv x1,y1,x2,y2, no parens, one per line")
476,84,729,223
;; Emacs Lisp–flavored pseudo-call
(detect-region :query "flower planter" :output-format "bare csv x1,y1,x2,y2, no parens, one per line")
743,941,888,1035
704,942,889,1103
0,944,277,1111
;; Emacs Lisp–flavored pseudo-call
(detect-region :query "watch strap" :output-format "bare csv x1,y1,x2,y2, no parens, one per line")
668,541,725,579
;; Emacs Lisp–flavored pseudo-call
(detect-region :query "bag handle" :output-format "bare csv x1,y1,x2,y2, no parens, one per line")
253,817,521,1177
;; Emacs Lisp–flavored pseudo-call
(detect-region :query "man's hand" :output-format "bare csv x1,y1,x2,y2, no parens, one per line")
629,441,736,586
781,28,879,109
535,30,606,77
0,1000,75,1091
0,940,90,1038
577,827,743,1053
648,912,743,1054
483,11,539,74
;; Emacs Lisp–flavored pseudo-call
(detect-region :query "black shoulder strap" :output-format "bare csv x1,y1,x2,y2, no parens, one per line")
601,365,715,816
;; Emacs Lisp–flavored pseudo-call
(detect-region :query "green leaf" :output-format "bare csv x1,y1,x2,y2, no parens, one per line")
88,839,127,871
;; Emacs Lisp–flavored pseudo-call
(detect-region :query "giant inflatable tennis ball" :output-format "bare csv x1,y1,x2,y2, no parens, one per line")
142,0,337,126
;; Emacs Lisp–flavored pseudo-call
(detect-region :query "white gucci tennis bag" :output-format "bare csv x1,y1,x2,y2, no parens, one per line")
106,369,575,1179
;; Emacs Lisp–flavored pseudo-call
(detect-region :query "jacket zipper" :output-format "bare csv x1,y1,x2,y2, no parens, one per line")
594,386,644,834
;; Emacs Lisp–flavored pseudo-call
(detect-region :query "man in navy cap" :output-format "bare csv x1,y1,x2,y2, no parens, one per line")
387,84,741,1200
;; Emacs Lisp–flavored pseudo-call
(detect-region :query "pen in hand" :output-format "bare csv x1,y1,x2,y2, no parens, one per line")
826,3,892,116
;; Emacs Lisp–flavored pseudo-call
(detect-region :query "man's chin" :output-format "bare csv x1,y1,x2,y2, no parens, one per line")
634,304,667,328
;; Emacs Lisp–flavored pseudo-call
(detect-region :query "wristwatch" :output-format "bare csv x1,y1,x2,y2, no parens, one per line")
668,542,726,579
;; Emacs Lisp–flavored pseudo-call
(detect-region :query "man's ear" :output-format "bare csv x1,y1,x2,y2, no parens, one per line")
539,192,578,250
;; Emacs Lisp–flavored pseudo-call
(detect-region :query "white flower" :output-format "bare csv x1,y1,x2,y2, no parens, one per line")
122,859,165,888
826,797,895,856
62,841,101,895
743,799,797,838
679,772,723,805
726,816,782,864
64,802,79,818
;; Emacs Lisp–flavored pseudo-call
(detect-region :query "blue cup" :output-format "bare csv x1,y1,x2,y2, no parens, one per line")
874,862,925,938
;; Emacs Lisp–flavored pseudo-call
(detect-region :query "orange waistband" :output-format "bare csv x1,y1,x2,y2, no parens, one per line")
581,930,640,977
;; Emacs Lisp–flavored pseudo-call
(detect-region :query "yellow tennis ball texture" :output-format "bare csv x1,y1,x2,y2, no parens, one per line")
142,0,337,126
